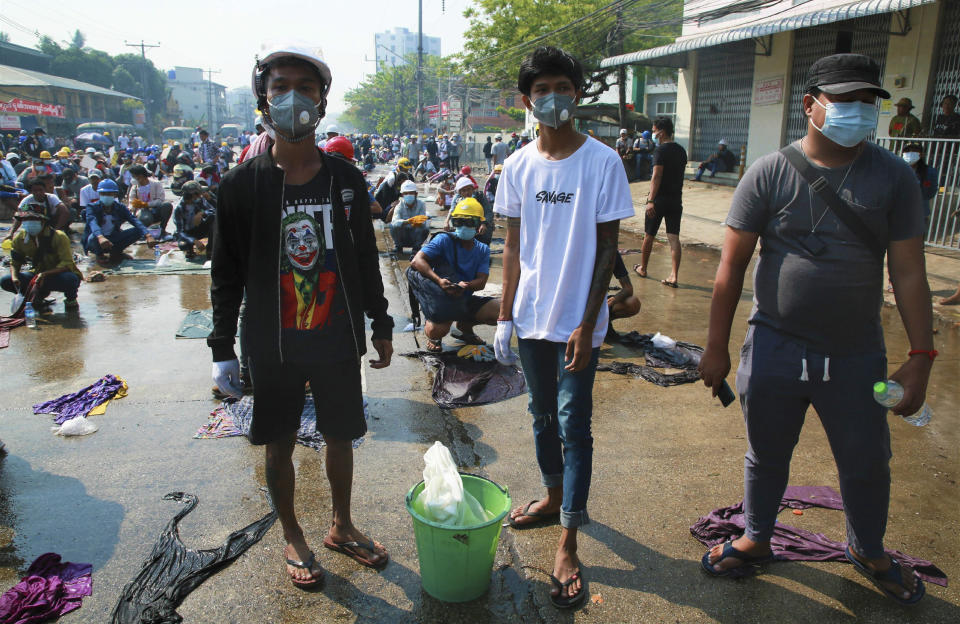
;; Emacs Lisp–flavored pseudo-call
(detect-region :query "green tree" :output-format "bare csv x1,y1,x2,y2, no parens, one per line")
460,0,681,100
341,54,458,134
34,34,170,135
70,29,85,49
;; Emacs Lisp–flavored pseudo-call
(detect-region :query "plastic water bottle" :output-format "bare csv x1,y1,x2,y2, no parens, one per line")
24,302,37,329
154,246,162,264
872,380,932,426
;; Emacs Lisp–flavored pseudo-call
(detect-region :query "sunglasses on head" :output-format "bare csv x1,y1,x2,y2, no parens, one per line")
451,217,480,228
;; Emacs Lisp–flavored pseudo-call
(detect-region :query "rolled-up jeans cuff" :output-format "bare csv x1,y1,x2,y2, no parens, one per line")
560,509,590,529
541,472,563,489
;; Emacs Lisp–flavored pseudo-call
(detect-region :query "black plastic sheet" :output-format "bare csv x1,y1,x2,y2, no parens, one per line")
600,331,704,387
404,350,527,408
111,492,276,624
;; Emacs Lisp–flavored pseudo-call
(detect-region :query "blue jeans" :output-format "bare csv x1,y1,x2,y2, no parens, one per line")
86,227,142,257
737,324,890,558
389,223,429,251
517,338,600,529
1,270,81,300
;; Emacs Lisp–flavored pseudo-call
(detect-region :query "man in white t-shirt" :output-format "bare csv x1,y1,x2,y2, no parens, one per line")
493,46,634,610
79,168,104,212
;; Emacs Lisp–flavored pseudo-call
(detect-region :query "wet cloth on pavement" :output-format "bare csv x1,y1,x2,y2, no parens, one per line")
175,310,213,338
33,374,128,424
403,350,527,409
599,331,703,386
110,492,276,624
0,553,92,623
194,395,366,451
101,257,208,276
690,485,948,586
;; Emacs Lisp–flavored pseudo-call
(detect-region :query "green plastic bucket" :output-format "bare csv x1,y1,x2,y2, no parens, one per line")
405,473,511,602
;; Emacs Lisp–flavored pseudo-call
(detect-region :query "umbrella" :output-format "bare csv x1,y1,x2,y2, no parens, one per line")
75,132,111,145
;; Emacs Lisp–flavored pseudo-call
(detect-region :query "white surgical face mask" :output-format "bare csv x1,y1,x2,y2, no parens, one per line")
902,151,921,165
811,97,878,148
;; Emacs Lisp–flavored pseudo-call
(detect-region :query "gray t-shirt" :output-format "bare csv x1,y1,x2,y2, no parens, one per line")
726,141,923,354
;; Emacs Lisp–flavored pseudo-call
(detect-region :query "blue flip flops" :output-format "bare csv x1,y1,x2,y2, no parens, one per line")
845,546,925,606
701,541,777,577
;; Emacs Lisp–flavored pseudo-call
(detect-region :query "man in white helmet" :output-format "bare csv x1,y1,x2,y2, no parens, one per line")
317,124,339,149
208,45,393,589
387,179,429,255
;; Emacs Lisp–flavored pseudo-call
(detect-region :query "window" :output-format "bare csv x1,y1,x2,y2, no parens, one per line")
656,101,676,116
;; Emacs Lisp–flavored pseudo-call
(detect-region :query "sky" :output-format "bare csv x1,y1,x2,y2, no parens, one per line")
0,0,474,114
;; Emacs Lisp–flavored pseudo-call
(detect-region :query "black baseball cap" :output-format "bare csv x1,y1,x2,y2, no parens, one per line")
804,53,890,99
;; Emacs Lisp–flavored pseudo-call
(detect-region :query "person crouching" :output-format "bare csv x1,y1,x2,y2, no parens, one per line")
407,198,500,351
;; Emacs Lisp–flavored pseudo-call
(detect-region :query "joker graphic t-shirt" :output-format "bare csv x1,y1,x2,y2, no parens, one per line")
279,170,355,364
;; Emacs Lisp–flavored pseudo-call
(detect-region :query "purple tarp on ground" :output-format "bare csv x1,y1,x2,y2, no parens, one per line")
0,553,92,623
690,485,947,586
32,375,126,425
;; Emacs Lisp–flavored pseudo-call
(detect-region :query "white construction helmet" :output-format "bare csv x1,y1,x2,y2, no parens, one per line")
326,124,339,135
400,180,418,194
252,43,332,99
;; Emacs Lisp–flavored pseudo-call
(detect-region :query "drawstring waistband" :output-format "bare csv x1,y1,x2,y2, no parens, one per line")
798,347,831,382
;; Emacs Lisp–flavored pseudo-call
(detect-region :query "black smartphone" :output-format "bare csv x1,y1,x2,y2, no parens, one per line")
718,380,736,407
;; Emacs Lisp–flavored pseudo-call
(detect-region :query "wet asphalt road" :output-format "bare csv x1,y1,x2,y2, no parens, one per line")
0,172,957,623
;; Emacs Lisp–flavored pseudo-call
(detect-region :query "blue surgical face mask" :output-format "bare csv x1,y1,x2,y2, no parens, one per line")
902,151,921,165
531,92,577,129
403,194,417,206
454,226,476,241
812,97,878,148
99,195,116,207
21,220,42,236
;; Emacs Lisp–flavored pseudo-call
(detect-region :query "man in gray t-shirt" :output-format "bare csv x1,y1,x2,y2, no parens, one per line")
699,54,934,605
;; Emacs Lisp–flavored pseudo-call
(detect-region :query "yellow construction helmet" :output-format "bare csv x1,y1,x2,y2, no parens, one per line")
451,197,484,220
38,151,52,159
396,157,413,171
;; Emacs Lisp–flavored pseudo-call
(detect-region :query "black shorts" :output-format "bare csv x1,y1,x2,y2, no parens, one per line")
644,198,683,236
247,358,365,445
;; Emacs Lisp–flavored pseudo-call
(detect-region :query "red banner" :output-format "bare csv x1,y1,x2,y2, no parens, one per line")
0,98,65,118
424,104,440,120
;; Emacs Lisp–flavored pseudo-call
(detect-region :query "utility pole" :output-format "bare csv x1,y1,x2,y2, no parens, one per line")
202,68,221,132
417,0,423,134
125,40,159,141
613,5,628,133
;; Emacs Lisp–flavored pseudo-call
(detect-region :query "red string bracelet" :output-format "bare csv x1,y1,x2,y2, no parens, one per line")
908,349,938,361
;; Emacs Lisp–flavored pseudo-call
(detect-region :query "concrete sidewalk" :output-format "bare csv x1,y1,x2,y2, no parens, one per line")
621,178,960,327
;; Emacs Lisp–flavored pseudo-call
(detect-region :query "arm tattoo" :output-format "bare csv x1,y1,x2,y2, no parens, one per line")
582,220,620,327
507,216,521,230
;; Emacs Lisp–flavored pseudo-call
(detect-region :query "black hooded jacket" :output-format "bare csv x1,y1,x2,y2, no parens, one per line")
207,147,392,363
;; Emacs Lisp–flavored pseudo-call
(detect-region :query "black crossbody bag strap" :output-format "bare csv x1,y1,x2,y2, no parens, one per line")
779,144,886,261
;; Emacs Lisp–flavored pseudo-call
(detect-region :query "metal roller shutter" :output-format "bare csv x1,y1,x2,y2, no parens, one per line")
785,13,891,144
692,40,755,161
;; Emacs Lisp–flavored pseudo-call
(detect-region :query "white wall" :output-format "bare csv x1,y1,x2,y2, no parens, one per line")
674,52,697,154
745,31,793,165
877,2,941,135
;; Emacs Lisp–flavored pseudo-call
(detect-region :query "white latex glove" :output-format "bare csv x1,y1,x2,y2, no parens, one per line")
493,320,519,366
212,358,243,399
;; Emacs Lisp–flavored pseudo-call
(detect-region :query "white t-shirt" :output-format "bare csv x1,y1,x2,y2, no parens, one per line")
79,184,99,207
494,137,634,348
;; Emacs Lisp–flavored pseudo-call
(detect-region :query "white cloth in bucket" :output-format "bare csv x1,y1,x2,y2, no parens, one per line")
416,442,491,526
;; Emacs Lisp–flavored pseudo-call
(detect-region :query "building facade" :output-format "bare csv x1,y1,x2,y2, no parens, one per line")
166,66,228,131
374,27,441,68
0,63,139,137
603,0,960,248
